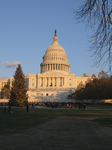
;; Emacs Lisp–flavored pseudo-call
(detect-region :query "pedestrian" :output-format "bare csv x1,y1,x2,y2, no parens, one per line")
79,103,81,110
4,107,6,112
83,103,86,110
3,102,6,113
17,107,19,112
32,103,34,108
81,104,83,110
9,102,11,112
26,103,29,112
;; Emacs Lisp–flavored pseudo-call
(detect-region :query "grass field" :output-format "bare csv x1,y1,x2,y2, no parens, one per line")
0,106,112,150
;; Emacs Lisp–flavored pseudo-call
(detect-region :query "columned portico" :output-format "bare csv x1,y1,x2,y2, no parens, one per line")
41,63,70,72
39,76,67,88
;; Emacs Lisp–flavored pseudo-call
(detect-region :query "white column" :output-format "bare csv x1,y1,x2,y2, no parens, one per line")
43,78,45,87
45,77,47,87
52,78,54,87
48,77,49,87
38,77,40,88
57,77,58,87
50,64,51,70
47,64,48,71
43,65,45,72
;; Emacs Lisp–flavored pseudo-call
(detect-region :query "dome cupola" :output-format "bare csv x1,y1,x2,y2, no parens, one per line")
40,30,70,74
45,30,66,55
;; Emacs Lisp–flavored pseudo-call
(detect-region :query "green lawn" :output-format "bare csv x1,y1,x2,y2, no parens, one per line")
0,107,112,150
86,104,112,109
0,107,112,134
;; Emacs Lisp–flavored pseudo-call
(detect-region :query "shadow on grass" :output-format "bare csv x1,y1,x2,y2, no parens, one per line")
0,107,112,134
92,118,112,127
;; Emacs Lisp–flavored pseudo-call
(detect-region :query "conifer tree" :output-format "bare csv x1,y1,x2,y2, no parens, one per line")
10,64,28,106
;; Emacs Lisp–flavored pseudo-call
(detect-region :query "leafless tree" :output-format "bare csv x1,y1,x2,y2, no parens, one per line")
75,0,112,74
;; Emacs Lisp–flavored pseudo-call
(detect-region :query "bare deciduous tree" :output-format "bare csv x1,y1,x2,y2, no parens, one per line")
75,0,112,74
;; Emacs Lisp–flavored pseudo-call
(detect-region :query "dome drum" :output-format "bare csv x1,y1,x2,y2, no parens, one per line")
40,63,70,73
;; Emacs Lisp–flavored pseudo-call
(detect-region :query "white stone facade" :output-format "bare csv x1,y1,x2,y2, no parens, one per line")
0,31,92,101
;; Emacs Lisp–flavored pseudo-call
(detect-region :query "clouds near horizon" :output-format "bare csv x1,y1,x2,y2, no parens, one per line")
2,61,20,68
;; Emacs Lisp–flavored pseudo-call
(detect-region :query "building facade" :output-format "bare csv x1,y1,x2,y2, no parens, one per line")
0,31,92,101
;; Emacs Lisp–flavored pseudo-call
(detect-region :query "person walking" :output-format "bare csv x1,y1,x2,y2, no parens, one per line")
26,103,29,112
3,102,6,113
8,102,11,112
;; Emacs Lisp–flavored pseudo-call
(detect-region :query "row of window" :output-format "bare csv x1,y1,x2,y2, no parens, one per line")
48,49,63,51
31,83,71,87
44,57,67,61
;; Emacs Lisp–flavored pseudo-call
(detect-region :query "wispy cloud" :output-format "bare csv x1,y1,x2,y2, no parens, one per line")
2,61,20,68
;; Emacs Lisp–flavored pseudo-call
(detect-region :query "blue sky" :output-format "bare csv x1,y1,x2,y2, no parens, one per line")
0,0,102,79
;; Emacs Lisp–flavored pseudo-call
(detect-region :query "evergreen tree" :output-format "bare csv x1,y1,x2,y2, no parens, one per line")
10,64,28,106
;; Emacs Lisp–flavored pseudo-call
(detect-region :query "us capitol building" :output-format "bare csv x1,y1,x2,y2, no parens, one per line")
0,30,91,102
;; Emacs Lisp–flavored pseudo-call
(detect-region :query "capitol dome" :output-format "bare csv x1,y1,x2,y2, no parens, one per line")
40,30,70,74
45,30,66,55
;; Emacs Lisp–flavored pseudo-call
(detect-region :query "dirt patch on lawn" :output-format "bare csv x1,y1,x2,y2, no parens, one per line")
0,117,112,150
